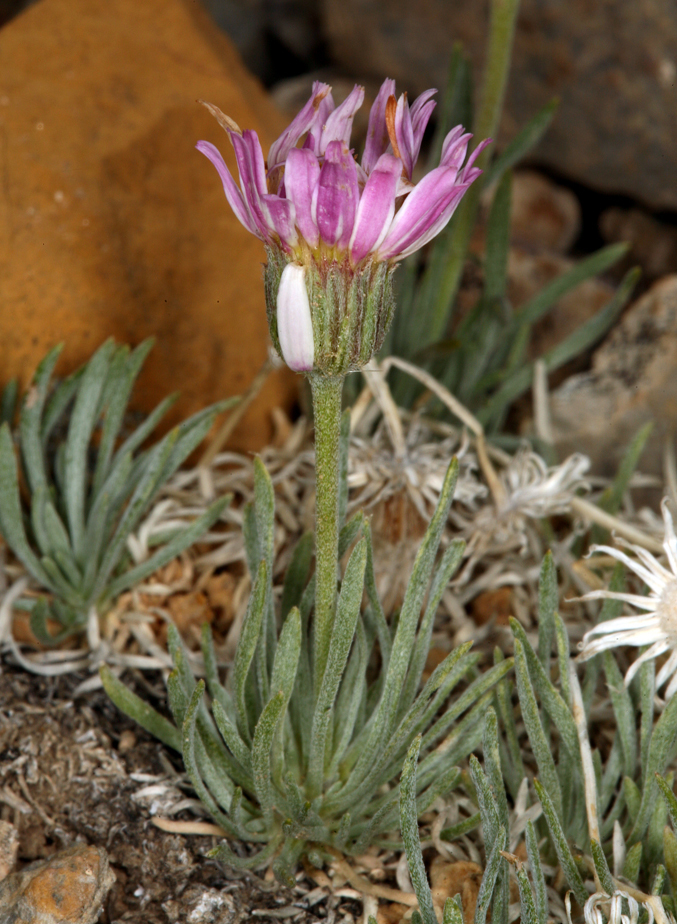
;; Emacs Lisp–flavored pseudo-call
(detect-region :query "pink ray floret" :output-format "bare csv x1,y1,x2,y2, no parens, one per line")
197,79,489,267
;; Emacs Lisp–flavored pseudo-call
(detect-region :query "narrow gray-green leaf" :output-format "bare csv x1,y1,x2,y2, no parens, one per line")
525,820,547,924
19,344,62,495
234,559,268,743
441,813,481,842
598,421,653,517
631,684,677,841
604,651,637,779
100,665,181,751
622,842,642,882
533,778,587,905
514,638,562,815
511,620,579,763
657,774,677,830
469,754,501,844
212,699,252,776
105,497,229,600
483,99,558,187
0,424,52,586
483,171,511,304
480,266,638,426
400,737,437,924
400,539,466,715
251,691,285,822
511,859,539,924
537,551,557,669
591,838,614,895
482,709,509,834
92,340,154,497
355,459,458,771
474,825,507,924
63,339,115,561
269,607,302,705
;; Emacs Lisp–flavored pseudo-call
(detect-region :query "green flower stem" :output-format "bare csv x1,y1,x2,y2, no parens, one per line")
309,372,345,693
428,0,521,344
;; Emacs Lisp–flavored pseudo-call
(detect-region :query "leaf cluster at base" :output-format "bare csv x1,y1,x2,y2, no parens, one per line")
0,338,232,641
103,418,512,884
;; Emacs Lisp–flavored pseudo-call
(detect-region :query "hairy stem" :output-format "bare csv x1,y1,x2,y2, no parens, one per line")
310,373,344,694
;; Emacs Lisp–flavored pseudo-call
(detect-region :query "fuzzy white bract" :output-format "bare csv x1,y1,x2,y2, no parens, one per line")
578,498,677,699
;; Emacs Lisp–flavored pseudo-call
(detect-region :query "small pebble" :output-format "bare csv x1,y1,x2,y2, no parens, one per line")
117,729,136,752
0,844,115,924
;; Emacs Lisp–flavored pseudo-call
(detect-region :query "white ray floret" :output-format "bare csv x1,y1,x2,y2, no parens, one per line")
578,498,677,698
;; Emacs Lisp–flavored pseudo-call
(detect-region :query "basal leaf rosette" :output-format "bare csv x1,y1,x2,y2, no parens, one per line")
197,81,489,376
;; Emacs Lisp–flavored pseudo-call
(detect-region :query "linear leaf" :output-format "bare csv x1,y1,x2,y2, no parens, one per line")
483,99,558,187
483,171,511,304
0,424,53,587
106,496,229,600
604,651,637,779
511,619,579,763
480,266,638,427
251,691,285,822
511,858,539,924
474,825,507,924
92,340,154,497
63,339,115,561
597,421,653,517
657,774,677,830
525,820,547,924
400,539,465,716
234,559,268,743
537,551,557,669
19,344,62,496
622,842,642,882
533,778,587,905
400,737,437,924
631,683,677,841
355,458,458,775
100,665,181,751
514,638,562,815
591,838,615,895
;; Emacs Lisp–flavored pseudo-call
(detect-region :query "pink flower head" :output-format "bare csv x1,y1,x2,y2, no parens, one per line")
197,81,489,267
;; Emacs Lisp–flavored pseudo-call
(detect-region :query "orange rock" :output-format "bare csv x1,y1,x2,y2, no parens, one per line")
0,844,114,924
0,0,297,451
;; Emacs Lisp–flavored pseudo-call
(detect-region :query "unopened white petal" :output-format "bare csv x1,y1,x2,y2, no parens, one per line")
277,263,314,373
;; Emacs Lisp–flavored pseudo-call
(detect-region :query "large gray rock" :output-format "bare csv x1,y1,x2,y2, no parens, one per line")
549,275,677,475
321,0,677,210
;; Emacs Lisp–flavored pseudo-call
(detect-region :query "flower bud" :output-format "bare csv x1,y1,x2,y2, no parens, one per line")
265,248,395,376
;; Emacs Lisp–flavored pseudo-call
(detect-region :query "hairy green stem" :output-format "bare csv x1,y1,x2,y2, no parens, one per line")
428,0,521,344
309,373,344,693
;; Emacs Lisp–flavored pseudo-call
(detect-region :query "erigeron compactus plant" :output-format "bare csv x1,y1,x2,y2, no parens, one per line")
102,77,518,883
